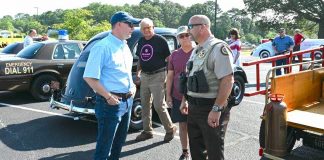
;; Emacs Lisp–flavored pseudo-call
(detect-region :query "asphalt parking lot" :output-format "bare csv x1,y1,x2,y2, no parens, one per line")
1,55,324,160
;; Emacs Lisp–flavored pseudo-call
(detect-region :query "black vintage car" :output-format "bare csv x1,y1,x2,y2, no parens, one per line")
0,40,86,101
0,42,24,59
50,27,247,130
1,42,24,54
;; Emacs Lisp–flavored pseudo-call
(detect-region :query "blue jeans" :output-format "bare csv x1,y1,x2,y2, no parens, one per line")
94,95,133,160
275,58,287,76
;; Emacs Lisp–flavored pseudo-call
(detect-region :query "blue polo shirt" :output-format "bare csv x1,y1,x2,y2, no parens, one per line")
83,33,135,93
272,35,294,53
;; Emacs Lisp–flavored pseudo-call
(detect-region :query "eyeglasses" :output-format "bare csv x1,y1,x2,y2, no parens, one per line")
179,33,190,39
142,26,153,30
187,24,204,29
121,21,134,28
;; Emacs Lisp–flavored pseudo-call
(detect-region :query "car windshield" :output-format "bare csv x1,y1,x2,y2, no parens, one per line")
2,43,18,53
16,43,44,59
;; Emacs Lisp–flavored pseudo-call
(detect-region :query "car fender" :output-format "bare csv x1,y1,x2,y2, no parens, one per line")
31,69,62,83
234,66,248,83
252,42,275,58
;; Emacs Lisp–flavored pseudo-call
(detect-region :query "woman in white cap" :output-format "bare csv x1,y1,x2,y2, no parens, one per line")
166,25,194,160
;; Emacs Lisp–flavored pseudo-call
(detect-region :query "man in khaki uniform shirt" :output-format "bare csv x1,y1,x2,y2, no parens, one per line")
180,15,234,160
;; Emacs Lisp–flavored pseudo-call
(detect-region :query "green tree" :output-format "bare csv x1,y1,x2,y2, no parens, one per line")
86,20,111,39
53,9,92,40
244,33,262,44
129,3,163,27
13,15,45,35
54,9,110,40
244,0,324,38
216,13,232,39
38,9,65,27
139,0,185,28
0,16,14,31
293,18,318,39
180,1,221,35
84,3,124,24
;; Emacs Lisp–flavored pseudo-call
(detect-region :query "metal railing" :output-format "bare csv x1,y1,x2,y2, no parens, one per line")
264,59,324,104
242,46,324,97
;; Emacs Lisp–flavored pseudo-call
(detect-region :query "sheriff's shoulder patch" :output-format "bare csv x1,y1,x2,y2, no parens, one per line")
220,45,231,56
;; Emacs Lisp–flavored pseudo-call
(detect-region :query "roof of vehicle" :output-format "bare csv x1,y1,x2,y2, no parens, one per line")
85,27,176,49
1,42,24,54
36,40,87,45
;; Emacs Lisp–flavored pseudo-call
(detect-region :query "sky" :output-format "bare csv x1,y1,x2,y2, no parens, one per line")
0,0,245,18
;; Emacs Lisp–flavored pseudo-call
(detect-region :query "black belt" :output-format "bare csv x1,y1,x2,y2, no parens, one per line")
111,92,132,101
142,67,166,75
98,92,132,102
187,95,215,106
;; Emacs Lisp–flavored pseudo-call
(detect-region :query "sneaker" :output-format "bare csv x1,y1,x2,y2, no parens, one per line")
203,150,208,160
179,152,190,160
135,131,153,142
164,126,177,142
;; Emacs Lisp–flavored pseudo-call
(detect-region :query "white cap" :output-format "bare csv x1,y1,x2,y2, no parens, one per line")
295,29,301,33
176,26,189,36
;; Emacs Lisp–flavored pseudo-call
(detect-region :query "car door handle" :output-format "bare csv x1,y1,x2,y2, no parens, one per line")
56,64,65,68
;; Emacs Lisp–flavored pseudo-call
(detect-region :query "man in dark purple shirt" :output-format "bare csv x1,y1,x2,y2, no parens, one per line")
135,18,177,142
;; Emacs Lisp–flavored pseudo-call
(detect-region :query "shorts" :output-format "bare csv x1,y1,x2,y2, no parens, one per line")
171,97,187,123
293,45,300,52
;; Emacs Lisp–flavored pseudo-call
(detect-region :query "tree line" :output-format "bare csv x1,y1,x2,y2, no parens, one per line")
0,0,322,44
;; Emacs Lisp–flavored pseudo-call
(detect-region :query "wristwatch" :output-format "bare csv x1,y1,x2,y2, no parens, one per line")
212,104,224,112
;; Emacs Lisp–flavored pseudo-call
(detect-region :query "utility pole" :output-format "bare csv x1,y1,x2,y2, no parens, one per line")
214,0,217,35
34,7,39,16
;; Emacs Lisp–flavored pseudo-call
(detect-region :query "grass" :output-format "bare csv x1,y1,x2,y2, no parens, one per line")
242,49,252,56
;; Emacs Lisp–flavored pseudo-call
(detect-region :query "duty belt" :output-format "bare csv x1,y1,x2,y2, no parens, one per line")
187,95,215,106
142,67,166,75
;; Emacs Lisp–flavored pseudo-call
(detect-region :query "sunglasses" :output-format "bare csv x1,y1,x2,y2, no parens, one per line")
179,33,190,39
121,21,134,28
187,23,204,29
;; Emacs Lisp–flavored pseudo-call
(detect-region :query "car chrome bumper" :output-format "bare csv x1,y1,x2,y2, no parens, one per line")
49,96,95,115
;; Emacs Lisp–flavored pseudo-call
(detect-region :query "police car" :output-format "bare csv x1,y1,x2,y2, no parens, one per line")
49,27,248,130
0,39,86,101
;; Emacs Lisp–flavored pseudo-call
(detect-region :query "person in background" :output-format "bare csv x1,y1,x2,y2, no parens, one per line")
134,18,177,142
83,11,140,160
293,29,305,62
272,28,294,76
23,29,37,48
228,28,241,66
180,15,234,160
41,35,49,41
166,26,194,160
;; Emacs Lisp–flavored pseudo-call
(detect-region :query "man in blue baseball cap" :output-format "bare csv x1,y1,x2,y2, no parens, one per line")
83,11,140,160
110,11,141,26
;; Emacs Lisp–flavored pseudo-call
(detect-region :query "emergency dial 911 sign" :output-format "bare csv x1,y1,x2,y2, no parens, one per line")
4,62,34,75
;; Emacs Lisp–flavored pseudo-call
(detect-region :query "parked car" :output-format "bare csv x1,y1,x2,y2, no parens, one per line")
0,40,86,101
49,27,248,130
0,42,24,58
1,42,24,54
251,39,324,59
